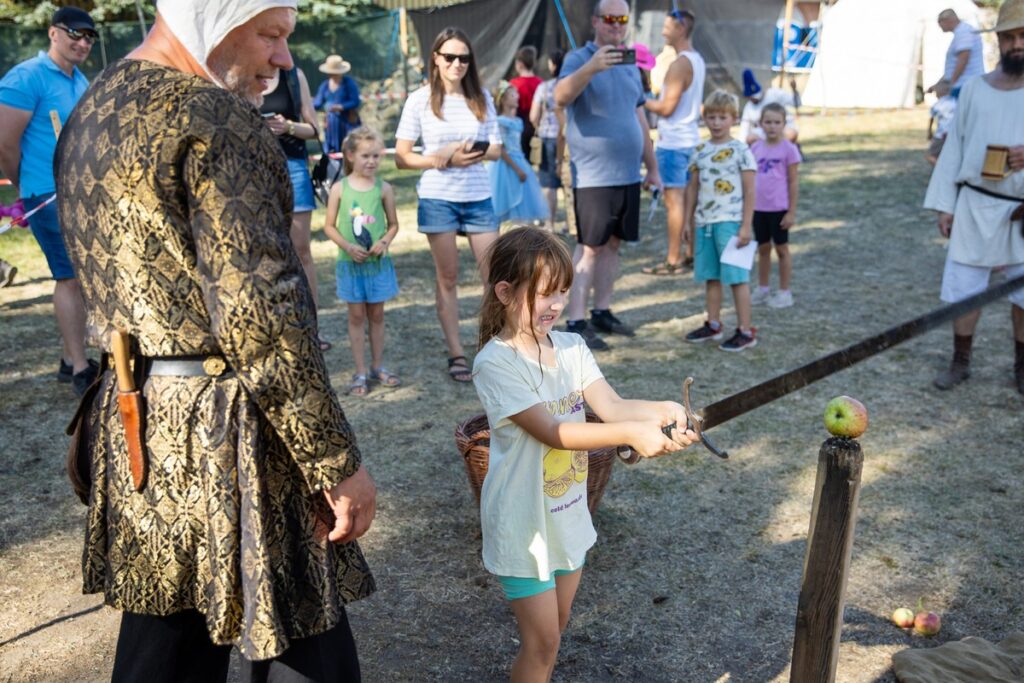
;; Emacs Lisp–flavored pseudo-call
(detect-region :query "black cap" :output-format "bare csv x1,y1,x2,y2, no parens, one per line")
51,7,96,32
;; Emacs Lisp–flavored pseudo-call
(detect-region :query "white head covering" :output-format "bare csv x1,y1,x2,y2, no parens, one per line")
156,0,297,78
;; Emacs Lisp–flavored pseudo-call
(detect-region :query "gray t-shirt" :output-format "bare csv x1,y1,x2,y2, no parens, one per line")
560,42,645,189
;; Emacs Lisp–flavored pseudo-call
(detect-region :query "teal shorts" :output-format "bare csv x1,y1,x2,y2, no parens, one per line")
497,564,584,601
694,221,752,286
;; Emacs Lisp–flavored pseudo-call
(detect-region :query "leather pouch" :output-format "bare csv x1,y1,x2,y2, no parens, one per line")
65,362,106,505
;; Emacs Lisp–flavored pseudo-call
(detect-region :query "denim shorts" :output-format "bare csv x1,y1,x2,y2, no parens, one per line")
416,197,497,234
694,221,751,286
655,146,693,188
537,138,562,189
496,564,584,601
287,157,316,213
335,257,399,304
25,193,75,280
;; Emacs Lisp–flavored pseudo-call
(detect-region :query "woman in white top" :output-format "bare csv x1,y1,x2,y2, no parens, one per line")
396,27,502,383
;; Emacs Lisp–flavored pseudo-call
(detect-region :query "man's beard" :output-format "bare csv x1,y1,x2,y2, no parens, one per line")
1002,49,1024,77
207,53,263,106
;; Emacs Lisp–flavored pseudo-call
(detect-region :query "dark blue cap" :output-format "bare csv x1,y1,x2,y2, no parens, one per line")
52,7,96,31
742,68,762,98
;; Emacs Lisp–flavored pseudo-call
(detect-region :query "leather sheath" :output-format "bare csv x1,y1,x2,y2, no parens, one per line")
118,390,147,491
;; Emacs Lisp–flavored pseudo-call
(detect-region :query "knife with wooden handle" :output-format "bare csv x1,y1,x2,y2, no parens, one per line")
111,330,147,492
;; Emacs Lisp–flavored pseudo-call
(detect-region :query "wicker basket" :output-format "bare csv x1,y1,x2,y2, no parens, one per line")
454,412,617,515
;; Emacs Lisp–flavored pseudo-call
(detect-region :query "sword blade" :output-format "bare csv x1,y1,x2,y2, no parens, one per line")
699,272,1024,430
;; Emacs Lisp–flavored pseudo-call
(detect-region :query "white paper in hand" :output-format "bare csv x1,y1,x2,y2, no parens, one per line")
720,236,757,270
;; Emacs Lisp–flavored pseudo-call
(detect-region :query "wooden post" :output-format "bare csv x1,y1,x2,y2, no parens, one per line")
779,0,795,88
790,437,864,683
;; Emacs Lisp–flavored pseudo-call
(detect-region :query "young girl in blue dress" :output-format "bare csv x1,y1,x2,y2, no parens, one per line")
324,127,401,397
472,227,697,680
490,82,549,225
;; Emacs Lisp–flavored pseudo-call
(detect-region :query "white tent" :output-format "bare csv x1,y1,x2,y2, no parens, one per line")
802,0,981,108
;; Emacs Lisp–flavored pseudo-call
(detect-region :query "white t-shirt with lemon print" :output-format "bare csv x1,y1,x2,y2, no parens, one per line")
689,138,756,226
473,331,603,580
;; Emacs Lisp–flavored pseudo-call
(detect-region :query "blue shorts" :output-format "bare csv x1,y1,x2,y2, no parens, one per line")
417,197,497,234
537,138,562,189
287,157,316,213
496,564,584,601
655,146,693,188
25,193,75,280
335,257,399,304
694,221,751,286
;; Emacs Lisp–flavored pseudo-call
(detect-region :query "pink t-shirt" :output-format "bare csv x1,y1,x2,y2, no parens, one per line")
752,139,802,212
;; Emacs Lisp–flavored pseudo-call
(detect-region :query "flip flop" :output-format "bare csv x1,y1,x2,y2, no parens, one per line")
642,261,683,275
447,355,473,383
370,367,402,387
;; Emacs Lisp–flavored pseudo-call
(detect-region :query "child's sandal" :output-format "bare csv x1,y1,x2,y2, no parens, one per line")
370,367,401,387
348,374,369,397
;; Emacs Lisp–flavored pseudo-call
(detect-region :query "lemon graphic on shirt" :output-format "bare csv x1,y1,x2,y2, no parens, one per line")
572,450,588,483
714,179,734,195
712,147,734,162
543,448,576,498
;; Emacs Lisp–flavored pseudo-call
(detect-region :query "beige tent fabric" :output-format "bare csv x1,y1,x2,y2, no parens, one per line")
892,632,1024,683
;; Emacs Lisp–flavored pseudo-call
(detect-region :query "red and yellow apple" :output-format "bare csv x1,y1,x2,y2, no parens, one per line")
891,607,915,628
913,611,941,636
823,396,868,438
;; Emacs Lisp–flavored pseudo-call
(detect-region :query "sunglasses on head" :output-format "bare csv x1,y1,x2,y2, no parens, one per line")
55,24,98,45
438,52,471,65
600,14,629,25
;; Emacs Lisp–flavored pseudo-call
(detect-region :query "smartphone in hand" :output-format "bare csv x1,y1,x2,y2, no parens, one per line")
469,140,490,154
614,48,637,65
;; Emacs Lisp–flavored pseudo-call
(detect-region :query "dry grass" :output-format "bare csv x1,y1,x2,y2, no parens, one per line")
1,109,1021,683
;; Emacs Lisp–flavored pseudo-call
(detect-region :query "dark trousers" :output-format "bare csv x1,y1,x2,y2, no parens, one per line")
110,609,361,683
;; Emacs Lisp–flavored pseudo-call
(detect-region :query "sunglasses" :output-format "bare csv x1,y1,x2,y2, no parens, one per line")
55,24,98,45
600,15,630,25
437,52,472,65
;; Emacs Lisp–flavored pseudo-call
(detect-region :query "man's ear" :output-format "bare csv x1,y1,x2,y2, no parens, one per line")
494,281,514,306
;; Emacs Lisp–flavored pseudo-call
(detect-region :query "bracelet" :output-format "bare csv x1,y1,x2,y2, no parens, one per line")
287,121,295,136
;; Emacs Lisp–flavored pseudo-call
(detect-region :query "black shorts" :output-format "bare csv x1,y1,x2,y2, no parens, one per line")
753,210,789,245
573,183,641,247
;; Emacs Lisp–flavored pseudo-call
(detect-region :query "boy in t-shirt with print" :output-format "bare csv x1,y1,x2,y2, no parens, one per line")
683,89,758,351
750,102,802,309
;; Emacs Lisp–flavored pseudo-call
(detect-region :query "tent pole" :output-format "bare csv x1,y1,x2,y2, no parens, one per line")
780,0,795,87
134,0,148,41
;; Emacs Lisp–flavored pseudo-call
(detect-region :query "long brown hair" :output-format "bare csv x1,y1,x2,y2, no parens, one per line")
478,226,574,350
428,27,488,122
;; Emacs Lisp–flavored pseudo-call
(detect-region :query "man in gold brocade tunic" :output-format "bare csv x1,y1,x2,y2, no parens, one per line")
55,2,375,679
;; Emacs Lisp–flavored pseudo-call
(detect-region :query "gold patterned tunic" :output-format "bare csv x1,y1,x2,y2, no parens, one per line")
55,59,374,660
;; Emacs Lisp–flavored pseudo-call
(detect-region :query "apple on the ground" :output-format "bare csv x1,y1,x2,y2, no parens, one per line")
891,607,915,628
823,396,868,438
913,611,941,636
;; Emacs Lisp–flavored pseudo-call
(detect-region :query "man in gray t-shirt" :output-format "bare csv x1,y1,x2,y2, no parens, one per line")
554,0,660,351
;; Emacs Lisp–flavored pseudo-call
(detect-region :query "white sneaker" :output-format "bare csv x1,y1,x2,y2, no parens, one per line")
768,290,793,308
751,288,771,305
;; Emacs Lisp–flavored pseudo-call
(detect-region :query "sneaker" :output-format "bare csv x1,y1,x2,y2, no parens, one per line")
57,358,74,383
0,259,16,288
567,320,610,351
751,288,771,306
590,309,635,337
684,322,724,344
767,290,793,308
719,328,757,352
71,359,100,397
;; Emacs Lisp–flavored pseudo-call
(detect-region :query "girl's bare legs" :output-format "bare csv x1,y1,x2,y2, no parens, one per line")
776,242,792,291
347,302,368,376
757,242,773,288
509,570,583,683
366,302,386,369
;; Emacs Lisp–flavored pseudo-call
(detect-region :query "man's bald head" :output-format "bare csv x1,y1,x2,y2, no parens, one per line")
938,9,959,32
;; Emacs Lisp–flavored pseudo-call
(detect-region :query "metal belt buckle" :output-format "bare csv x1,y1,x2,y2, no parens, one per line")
202,357,227,377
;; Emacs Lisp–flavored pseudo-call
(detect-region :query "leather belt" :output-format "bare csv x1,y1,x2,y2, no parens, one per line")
146,356,232,378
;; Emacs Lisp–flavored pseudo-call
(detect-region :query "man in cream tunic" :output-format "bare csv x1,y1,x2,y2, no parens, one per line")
923,0,1024,395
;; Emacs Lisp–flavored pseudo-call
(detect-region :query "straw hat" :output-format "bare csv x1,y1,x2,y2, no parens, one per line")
318,54,352,75
991,0,1024,33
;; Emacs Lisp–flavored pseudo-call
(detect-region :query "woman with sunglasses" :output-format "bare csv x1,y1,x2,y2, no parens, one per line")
395,27,501,383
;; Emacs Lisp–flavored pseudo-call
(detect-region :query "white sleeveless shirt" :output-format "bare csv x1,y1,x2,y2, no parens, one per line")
656,49,706,150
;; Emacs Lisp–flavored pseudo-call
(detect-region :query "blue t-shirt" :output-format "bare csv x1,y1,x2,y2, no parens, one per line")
560,42,645,189
0,51,89,198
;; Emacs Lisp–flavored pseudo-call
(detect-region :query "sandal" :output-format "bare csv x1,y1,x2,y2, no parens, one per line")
347,374,369,397
318,336,333,352
370,367,402,388
446,355,473,383
642,261,683,276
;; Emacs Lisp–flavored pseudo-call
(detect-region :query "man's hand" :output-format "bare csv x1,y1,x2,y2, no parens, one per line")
643,169,662,193
937,212,953,238
781,210,796,230
1007,145,1024,172
586,45,623,75
324,466,376,544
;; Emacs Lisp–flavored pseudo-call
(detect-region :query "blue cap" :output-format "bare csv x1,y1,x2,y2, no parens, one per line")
742,69,762,98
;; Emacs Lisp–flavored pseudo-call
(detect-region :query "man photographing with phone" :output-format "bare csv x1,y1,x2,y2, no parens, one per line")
554,0,661,351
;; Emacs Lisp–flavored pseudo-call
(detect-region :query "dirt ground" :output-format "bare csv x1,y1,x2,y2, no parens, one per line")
1,109,1021,683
